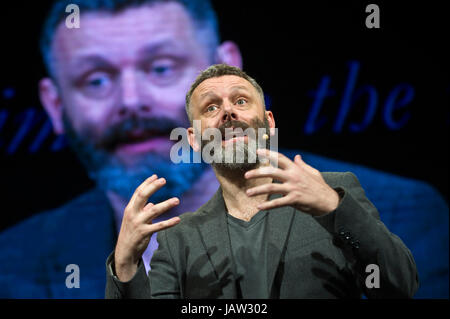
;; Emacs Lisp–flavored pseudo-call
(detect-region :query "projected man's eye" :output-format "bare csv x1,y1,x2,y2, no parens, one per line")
88,76,108,87
152,64,172,75
147,58,182,85
82,72,113,98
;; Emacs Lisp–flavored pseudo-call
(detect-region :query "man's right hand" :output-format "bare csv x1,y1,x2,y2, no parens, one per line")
114,174,181,282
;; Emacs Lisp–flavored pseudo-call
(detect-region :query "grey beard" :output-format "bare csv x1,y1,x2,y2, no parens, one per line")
211,142,259,172
92,154,206,203
62,114,206,203
201,116,271,174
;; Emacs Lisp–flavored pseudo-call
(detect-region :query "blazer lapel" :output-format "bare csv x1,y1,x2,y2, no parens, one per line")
195,186,296,298
266,193,296,297
196,188,237,298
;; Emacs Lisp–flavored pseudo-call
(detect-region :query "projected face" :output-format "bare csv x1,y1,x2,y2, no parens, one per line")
53,3,209,161
188,75,275,171
40,3,233,202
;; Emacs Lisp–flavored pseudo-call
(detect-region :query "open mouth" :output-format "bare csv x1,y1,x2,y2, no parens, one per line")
222,128,249,144
114,129,174,154
124,129,170,143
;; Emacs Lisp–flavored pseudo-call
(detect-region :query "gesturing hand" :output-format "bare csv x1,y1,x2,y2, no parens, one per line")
114,174,181,282
245,149,340,216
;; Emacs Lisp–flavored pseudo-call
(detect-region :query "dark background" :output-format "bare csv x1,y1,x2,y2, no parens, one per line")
0,0,448,231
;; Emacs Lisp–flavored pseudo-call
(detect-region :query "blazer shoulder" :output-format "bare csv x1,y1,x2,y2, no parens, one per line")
168,210,204,234
0,188,112,257
179,210,200,224
322,171,359,188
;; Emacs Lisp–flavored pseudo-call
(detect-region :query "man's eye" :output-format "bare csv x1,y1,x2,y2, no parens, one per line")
80,73,114,99
152,64,173,76
83,71,113,88
206,105,218,112
149,58,178,78
145,58,184,86
236,98,247,105
87,76,109,87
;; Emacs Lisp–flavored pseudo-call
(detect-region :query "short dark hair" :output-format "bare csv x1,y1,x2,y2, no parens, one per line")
40,0,220,77
185,64,265,123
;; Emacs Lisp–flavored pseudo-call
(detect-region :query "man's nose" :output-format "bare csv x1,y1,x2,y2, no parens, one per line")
221,101,238,123
117,70,150,117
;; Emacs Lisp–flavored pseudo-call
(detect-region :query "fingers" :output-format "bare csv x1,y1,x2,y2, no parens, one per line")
256,150,318,177
246,182,289,197
128,175,166,211
294,154,321,177
294,154,302,166
257,194,294,211
139,197,180,223
257,149,291,169
244,166,289,181
145,217,181,234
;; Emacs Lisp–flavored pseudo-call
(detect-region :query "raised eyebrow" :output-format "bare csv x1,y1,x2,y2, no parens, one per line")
229,86,253,98
200,85,250,98
199,92,220,103
138,40,182,57
230,85,250,92
72,54,115,71
195,93,220,113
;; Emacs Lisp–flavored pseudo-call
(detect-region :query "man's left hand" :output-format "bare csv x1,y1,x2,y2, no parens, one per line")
245,149,340,216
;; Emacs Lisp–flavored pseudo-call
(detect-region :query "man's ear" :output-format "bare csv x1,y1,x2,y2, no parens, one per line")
187,126,201,152
39,77,64,134
265,111,276,136
215,41,243,68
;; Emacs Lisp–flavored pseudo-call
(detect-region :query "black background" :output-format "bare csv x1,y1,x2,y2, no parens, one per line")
0,0,448,230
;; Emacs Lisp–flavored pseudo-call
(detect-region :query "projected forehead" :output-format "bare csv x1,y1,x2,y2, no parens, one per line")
51,3,208,81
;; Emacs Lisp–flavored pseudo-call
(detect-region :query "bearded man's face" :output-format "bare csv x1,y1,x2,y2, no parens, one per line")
45,4,217,201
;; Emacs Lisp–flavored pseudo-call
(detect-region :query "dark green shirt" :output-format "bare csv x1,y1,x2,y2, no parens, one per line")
227,210,269,298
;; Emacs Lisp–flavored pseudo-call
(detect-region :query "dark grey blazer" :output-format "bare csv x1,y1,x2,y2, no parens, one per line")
105,172,418,299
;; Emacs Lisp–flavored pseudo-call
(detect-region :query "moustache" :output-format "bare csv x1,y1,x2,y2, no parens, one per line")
97,116,183,151
218,120,252,138
218,118,269,140
199,118,269,147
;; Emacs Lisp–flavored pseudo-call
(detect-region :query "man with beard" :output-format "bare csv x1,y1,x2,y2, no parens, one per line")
0,0,241,298
105,64,418,298
0,0,447,299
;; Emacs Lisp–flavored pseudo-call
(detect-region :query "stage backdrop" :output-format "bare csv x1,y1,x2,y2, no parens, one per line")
0,0,448,298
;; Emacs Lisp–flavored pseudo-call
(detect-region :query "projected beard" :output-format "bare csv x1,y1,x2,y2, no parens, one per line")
200,116,271,174
62,112,207,203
